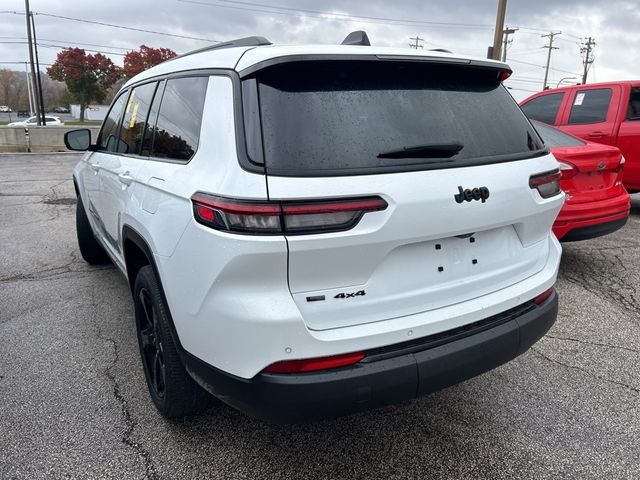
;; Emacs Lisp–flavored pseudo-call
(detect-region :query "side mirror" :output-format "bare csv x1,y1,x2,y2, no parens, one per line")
64,129,92,151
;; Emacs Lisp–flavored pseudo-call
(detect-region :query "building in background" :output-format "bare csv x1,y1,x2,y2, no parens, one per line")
70,104,108,121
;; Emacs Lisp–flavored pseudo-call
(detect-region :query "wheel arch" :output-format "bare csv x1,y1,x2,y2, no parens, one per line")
72,175,80,197
122,224,190,363
122,225,158,293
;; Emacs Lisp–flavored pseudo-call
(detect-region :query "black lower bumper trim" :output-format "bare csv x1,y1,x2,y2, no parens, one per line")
183,292,558,423
561,217,627,242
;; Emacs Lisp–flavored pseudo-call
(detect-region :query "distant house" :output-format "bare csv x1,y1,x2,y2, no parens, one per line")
70,104,109,121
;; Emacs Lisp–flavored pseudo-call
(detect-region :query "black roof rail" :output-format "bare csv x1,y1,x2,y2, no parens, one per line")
429,48,453,54
173,36,272,60
341,31,371,46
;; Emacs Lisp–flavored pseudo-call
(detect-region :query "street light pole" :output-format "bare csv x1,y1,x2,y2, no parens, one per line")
556,77,577,88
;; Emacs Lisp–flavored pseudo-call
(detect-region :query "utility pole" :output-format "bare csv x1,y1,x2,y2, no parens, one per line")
24,0,41,125
502,27,518,62
30,13,46,125
409,35,424,49
541,31,561,90
581,37,596,84
24,62,35,116
489,0,508,60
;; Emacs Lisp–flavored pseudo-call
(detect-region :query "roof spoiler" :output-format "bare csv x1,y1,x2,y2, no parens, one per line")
341,31,371,46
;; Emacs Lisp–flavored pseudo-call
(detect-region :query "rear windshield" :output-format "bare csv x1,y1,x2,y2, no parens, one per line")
244,60,545,176
532,120,585,147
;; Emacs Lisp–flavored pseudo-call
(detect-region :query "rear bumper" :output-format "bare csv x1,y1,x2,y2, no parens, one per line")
184,291,558,423
553,192,630,240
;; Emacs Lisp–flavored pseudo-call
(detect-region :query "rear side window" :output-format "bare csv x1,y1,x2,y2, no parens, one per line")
151,76,208,161
248,61,545,176
520,93,564,124
627,87,640,120
532,121,585,147
99,91,129,153
568,88,612,124
121,81,158,156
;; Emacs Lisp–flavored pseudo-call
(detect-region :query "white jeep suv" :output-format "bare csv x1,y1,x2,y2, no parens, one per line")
66,32,564,422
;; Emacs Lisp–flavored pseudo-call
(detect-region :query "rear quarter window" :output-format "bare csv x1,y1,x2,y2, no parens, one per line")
247,61,545,176
150,76,208,162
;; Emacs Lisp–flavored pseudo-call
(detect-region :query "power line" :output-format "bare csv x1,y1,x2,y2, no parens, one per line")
37,43,127,56
0,61,53,66
177,0,495,30
508,58,581,77
5,11,220,42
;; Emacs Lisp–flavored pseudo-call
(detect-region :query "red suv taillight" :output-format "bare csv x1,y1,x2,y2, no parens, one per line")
557,161,578,180
191,193,388,235
529,169,562,198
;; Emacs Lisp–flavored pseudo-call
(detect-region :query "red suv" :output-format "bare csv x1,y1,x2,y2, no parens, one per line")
520,81,640,192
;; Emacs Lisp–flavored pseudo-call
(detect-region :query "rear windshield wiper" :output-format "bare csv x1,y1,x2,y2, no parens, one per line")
377,142,464,159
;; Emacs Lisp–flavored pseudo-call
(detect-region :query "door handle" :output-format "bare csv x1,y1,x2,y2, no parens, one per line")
89,162,100,172
118,172,133,186
588,131,606,138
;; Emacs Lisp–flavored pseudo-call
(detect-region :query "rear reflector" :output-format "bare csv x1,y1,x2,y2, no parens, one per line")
191,193,387,235
262,351,366,374
530,169,562,198
534,287,554,305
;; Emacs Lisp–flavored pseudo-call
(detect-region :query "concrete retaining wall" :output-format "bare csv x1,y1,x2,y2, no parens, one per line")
0,126,101,153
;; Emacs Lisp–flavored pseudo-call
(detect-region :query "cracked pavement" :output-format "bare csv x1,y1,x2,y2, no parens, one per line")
1,153,639,479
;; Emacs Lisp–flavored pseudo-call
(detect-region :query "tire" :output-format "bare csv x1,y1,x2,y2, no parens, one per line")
133,265,215,418
76,195,110,265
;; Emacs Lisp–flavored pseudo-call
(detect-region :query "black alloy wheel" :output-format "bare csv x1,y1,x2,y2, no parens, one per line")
133,265,215,418
137,287,166,399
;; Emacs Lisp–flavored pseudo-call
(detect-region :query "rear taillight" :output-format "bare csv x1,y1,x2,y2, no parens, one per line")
534,287,554,305
262,351,366,374
191,193,388,235
558,161,578,180
529,169,562,198
499,70,512,81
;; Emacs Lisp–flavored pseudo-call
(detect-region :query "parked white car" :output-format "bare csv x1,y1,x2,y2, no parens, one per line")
66,32,564,423
0,105,11,113
8,115,63,126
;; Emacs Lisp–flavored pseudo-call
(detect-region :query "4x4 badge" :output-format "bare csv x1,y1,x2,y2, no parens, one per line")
454,186,490,203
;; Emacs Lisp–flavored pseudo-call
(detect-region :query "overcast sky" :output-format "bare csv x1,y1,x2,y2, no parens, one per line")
1,0,638,100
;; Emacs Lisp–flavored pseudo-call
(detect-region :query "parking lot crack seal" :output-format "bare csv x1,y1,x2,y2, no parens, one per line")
531,346,639,395
545,334,639,354
90,288,159,480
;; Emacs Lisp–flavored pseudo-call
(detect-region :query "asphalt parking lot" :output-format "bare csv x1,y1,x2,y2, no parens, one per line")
1,153,639,480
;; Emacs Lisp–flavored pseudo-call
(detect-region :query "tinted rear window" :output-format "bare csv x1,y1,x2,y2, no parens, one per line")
247,61,545,176
532,121,585,147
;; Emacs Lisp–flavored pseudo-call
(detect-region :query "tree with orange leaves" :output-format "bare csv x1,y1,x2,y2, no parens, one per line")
123,45,177,78
47,48,121,121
